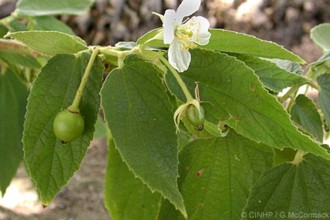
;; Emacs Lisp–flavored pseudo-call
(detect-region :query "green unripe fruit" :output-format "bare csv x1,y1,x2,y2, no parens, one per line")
186,104,205,131
53,109,85,142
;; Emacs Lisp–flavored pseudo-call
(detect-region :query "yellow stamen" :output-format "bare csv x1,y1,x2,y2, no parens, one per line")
175,20,202,51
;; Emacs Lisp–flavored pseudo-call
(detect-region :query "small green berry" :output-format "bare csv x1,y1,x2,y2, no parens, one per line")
186,104,205,131
53,109,84,142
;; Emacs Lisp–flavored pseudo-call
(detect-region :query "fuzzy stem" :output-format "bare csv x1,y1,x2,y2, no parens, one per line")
308,81,320,90
98,47,130,57
69,48,99,113
279,86,299,103
160,56,194,101
286,89,299,112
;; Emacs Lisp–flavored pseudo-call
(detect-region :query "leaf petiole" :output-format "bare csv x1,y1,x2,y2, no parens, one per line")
308,81,320,90
278,86,299,103
292,150,306,164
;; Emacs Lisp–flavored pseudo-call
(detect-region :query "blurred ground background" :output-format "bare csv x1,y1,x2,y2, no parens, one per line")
0,0,330,219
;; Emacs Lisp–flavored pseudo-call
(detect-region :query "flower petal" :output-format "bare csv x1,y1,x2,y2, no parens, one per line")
163,9,177,44
168,39,191,72
184,16,210,32
184,16,211,45
196,31,211,45
176,0,201,22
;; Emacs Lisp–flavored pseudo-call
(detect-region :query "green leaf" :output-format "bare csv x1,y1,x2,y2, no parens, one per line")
23,53,103,204
177,125,193,152
164,72,186,102
233,54,308,92
137,28,304,63
177,50,330,160
269,59,303,75
0,24,8,38
6,31,87,56
243,154,330,219
93,115,107,139
180,133,274,220
317,73,330,128
0,51,41,68
0,39,33,55
6,18,28,32
273,148,296,166
157,199,180,220
0,69,28,195
28,16,75,35
16,0,94,16
311,23,330,51
137,28,167,47
104,139,162,220
101,55,187,217
204,29,304,63
309,51,330,79
291,95,324,142
159,132,274,220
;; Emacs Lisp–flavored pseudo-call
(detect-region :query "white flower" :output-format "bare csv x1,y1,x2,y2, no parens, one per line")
162,0,211,72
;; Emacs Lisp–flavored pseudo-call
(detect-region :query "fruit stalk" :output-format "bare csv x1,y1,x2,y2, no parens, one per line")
159,56,194,102
69,48,99,112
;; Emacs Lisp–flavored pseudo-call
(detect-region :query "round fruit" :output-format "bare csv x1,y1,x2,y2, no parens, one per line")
186,104,205,131
53,109,85,142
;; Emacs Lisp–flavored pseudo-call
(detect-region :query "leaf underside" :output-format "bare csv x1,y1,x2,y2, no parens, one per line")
16,0,93,16
137,28,304,63
291,94,324,142
317,73,330,128
311,23,330,51
7,31,87,56
232,54,307,92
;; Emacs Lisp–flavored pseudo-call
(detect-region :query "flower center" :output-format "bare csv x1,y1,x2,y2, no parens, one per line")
175,25,197,51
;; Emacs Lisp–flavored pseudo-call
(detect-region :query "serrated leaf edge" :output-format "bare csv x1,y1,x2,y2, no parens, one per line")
100,59,187,218
207,29,305,63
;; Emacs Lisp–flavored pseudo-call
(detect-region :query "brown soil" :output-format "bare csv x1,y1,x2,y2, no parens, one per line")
0,140,110,220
